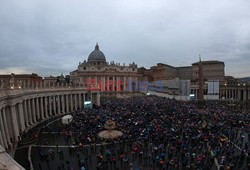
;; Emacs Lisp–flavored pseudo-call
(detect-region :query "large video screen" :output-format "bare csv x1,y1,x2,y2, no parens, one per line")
84,101,92,109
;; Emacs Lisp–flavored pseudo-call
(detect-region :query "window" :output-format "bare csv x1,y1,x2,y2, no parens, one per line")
84,67,86,70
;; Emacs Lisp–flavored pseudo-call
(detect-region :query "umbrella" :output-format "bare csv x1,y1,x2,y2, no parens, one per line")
159,160,164,165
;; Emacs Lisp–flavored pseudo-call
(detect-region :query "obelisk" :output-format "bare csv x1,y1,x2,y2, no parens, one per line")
198,56,204,109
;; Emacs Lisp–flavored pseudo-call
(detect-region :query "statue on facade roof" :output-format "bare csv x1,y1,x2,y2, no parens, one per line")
10,74,15,89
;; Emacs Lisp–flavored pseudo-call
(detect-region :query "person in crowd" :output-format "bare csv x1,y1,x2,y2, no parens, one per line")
31,96,250,170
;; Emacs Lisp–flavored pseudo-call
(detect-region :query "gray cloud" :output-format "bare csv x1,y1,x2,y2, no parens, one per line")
0,0,250,77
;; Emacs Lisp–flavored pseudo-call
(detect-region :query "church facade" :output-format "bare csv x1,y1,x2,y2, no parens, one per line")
70,44,142,95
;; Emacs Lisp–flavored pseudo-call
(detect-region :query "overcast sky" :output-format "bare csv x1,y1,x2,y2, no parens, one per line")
0,0,250,77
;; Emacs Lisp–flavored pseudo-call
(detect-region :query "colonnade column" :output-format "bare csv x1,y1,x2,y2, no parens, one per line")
95,76,98,88
74,94,78,110
124,77,126,91
27,99,32,125
10,105,19,141
2,108,10,145
62,94,65,114
238,90,241,100
0,108,8,148
96,93,100,106
32,98,36,123
83,93,86,109
66,94,69,113
100,77,103,91
70,94,73,112
40,97,44,119
49,96,52,116
116,77,120,92
23,101,28,127
78,93,82,109
0,122,4,147
57,95,61,114
18,103,25,132
104,76,106,91
53,95,56,115
44,96,48,118
195,89,198,99
36,98,40,121
101,77,105,91
235,90,237,100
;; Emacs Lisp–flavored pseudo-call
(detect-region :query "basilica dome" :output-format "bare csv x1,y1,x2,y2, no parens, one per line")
88,43,106,62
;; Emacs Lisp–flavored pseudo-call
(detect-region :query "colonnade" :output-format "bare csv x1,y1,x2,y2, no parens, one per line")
0,88,100,151
220,87,250,101
190,86,250,101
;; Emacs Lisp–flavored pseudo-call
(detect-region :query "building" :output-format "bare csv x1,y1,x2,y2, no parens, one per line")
70,43,142,95
220,77,249,101
43,76,58,85
151,63,178,80
0,73,42,89
139,60,225,82
148,78,191,100
43,74,68,86
178,66,192,80
191,60,225,82
138,60,227,100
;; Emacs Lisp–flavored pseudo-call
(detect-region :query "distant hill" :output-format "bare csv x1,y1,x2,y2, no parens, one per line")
239,77,250,81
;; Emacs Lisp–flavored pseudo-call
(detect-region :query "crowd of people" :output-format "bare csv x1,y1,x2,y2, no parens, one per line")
32,96,250,170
